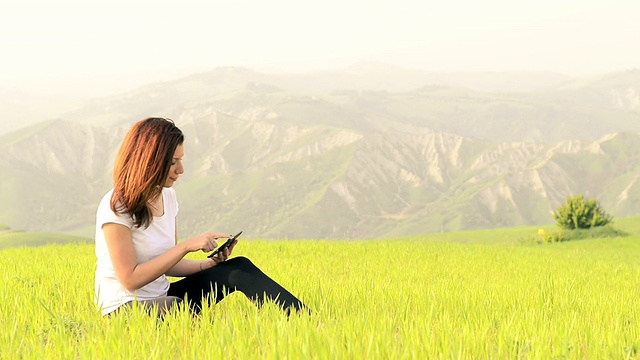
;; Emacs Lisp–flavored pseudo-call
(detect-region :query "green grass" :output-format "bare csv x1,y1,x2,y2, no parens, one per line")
1,223,640,358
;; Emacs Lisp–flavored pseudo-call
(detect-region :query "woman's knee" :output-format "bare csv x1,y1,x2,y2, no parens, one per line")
227,256,254,269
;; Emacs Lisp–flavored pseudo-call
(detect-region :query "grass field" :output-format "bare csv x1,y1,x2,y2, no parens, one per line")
1,220,640,359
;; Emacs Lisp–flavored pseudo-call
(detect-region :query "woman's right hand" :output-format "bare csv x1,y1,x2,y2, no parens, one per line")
182,232,230,253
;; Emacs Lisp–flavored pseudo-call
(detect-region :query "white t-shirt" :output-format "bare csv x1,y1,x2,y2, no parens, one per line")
94,187,179,315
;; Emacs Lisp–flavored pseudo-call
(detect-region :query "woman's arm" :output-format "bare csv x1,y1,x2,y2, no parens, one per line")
167,218,202,277
166,258,206,277
103,222,226,292
166,219,235,277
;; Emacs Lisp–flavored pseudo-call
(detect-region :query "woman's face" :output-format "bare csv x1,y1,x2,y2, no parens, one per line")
164,144,184,187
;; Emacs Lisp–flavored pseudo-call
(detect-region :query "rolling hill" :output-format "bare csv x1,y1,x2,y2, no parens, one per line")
1,66,640,239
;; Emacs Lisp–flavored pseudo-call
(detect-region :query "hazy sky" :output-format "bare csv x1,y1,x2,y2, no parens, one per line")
1,0,639,98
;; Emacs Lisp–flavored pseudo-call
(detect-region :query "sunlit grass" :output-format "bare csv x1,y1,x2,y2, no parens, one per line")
2,230,640,358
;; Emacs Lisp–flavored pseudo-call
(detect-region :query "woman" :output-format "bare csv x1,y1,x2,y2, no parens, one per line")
94,117,307,316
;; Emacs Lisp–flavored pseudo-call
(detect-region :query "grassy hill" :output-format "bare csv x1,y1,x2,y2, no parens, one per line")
0,230,92,250
1,215,637,251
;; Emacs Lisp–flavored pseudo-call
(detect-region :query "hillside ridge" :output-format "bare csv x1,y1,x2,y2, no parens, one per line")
2,68,640,239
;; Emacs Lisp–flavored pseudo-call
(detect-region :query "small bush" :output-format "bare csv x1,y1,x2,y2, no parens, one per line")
523,225,627,245
553,195,613,230
561,225,627,241
518,230,565,245
541,230,566,244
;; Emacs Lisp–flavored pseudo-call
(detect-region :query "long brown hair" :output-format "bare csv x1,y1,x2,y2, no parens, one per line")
111,117,184,228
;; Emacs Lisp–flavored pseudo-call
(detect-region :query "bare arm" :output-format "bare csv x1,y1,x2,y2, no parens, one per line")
166,218,235,277
103,222,227,292
103,223,192,291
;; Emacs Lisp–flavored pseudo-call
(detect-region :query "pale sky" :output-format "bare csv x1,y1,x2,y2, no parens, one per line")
1,0,639,98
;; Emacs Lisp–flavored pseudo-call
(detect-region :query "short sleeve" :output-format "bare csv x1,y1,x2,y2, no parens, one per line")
96,190,134,230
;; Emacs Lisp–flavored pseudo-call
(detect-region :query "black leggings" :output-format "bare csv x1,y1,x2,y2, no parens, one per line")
166,256,307,314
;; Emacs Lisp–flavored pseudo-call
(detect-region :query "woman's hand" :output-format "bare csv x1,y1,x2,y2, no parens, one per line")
200,236,239,269
181,232,229,253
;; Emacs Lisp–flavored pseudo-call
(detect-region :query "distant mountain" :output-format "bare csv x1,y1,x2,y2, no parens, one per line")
0,88,80,135
2,67,640,239
538,69,640,113
61,66,640,143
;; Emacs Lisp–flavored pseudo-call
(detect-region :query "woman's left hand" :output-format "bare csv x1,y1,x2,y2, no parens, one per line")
201,237,238,269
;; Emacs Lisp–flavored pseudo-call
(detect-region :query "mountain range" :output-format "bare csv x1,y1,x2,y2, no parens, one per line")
2,64,640,239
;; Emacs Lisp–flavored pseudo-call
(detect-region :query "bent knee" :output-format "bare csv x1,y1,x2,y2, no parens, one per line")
228,256,253,268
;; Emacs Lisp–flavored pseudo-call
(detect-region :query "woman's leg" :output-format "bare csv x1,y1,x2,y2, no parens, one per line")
167,256,308,314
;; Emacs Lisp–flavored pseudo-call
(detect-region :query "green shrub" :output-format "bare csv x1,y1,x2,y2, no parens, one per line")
520,225,628,244
526,225,627,245
541,230,566,244
553,195,613,230
517,230,566,244
561,225,627,241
